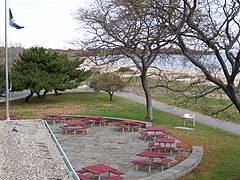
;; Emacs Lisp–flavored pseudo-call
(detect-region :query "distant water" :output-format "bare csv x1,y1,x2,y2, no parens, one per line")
116,54,229,72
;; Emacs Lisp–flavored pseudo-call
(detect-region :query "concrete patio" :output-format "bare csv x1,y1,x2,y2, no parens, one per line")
50,123,190,179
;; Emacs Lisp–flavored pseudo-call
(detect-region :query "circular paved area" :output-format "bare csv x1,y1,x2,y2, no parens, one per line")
50,124,180,179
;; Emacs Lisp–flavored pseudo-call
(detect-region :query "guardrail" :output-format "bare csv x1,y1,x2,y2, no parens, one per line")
43,120,79,180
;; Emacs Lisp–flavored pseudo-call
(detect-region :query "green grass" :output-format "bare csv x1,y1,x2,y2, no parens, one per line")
1,92,240,179
124,75,217,90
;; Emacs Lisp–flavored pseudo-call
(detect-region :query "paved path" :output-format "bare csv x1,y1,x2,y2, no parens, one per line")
116,92,240,136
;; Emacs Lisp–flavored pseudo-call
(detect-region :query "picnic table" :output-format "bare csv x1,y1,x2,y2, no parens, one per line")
42,114,65,124
60,120,90,135
132,151,167,172
84,116,108,127
155,138,175,147
82,164,117,180
136,151,166,161
146,126,165,133
120,120,143,132
65,121,85,126
0,113,17,120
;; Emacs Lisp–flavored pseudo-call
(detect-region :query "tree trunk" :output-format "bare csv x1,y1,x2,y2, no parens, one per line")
140,70,153,120
42,90,48,99
25,91,34,102
54,89,61,95
108,91,114,101
225,84,240,113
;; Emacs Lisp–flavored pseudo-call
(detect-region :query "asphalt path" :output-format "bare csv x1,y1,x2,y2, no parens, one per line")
1,87,240,136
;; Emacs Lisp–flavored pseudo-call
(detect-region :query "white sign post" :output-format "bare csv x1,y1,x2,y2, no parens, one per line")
183,114,196,127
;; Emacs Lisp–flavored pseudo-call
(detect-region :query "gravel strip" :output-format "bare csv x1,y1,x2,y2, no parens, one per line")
0,120,73,180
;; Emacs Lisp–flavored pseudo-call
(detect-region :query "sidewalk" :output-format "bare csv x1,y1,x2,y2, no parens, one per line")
116,91,240,136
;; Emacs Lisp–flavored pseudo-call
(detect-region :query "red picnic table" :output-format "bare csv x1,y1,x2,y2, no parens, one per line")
1,113,17,120
65,121,85,126
146,126,165,133
120,120,143,132
136,151,167,161
155,138,176,155
82,164,117,180
43,114,65,124
84,116,108,127
60,121,90,135
155,138,175,146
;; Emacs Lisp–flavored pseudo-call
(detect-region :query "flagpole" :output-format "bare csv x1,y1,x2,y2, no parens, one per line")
5,0,10,121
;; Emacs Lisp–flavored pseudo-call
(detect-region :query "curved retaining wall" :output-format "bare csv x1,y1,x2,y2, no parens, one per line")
143,146,203,180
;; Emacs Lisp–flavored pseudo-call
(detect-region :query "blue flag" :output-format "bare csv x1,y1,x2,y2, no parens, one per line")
9,8,24,29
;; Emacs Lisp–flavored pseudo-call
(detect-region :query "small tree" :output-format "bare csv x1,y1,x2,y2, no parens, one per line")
89,73,126,101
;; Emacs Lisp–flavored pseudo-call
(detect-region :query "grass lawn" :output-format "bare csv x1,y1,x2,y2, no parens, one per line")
0,92,240,179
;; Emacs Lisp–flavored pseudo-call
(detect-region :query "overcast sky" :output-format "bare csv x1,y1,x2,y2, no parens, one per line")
0,0,91,49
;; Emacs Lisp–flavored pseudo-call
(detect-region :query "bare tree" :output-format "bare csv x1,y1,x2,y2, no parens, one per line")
159,0,240,113
73,0,174,119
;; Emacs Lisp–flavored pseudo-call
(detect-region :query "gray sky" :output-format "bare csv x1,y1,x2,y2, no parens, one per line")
0,0,90,49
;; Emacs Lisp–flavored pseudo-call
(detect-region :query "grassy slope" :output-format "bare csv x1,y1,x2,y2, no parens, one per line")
0,92,240,179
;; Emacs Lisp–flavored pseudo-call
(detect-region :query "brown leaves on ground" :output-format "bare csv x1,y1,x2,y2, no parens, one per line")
11,105,86,119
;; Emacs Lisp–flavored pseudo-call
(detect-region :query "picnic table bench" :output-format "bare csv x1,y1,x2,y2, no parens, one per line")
130,123,143,132
110,170,125,176
176,142,183,154
76,168,125,180
139,130,149,140
116,124,128,132
103,176,123,180
156,158,173,171
77,173,92,180
147,141,155,151
131,160,155,172
81,164,122,180
161,129,172,137
60,125,89,135
151,133,167,141
132,158,172,172
76,169,88,174
156,146,175,155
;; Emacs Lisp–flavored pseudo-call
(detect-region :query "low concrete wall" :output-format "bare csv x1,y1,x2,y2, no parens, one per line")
143,146,203,180
63,115,152,128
